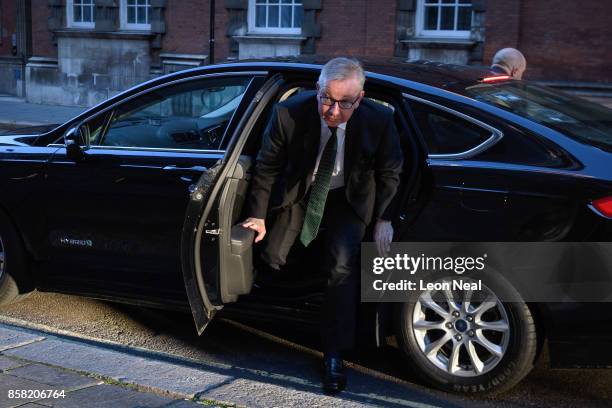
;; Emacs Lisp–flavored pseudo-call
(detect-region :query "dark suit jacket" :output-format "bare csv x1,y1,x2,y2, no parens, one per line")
248,91,403,266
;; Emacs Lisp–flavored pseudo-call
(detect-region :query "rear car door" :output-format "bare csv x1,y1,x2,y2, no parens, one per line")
400,93,508,240
401,92,581,242
39,73,266,306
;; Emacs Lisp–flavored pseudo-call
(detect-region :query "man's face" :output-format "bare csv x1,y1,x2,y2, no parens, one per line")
317,76,365,128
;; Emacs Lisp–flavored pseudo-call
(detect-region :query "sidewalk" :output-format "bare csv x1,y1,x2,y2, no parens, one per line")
0,97,85,130
1,319,463,408
0,322,228,408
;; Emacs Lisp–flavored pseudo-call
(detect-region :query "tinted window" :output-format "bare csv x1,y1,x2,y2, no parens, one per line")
97,76,251,150
465,82,612,153
408,99,491,155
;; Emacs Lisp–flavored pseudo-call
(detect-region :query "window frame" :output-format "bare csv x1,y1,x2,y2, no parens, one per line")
404,93,503,159
66,0,96,29
415,0,473,39
52,72,265,153
247,0,303,35
120,0,152,31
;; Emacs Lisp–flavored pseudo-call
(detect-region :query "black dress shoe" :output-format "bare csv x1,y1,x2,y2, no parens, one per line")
322,355,346,394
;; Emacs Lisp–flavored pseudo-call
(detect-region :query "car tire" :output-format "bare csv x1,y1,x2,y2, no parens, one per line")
395,275,537,395
0,210,33,305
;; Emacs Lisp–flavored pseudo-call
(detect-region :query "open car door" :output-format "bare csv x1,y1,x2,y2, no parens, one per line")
181,74,283,334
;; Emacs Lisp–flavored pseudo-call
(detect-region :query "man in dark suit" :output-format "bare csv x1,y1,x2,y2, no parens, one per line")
242,57,403,393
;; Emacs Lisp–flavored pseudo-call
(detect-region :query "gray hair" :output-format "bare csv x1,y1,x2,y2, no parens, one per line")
318,57,365,90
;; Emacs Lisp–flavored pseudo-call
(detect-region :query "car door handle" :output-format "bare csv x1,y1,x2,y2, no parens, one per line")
162,165,208,174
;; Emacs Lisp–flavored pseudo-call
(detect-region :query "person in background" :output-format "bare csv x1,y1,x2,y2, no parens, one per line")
491,48,527,79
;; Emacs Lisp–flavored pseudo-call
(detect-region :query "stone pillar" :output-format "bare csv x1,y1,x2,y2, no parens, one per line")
47,0,65,46
395,0,416,56
16,0,32,58
150,0,166,49
224,0,248,56
300,0,321,54
15,0,32,96
95,0,119,32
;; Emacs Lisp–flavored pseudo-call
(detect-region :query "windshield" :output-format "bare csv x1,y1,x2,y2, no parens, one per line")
465,81,612,152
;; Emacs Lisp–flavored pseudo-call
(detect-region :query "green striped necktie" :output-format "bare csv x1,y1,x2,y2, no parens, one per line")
300,127,338,247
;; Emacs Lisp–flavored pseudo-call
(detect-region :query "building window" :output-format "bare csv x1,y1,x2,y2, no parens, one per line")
416,0,472,39
121,0,152,30
248,0,303,35
67,0,95,29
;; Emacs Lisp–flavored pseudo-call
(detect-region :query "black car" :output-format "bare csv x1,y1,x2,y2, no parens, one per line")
0,58,611,395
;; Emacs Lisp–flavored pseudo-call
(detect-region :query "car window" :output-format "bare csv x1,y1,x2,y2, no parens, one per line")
465,82,612,153
407,100,491,155
95,76,251,150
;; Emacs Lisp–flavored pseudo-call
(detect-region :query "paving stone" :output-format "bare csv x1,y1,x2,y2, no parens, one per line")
38,384,176,408
7,364,100,389
202,378,381,408
3,339,233,398
0,356,29,371
0,327,44,352
0,373,55,408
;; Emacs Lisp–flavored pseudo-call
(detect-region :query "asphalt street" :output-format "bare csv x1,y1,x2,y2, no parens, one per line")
0,292,610,408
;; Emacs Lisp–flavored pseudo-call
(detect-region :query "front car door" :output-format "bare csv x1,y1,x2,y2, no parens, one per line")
38,72,265,308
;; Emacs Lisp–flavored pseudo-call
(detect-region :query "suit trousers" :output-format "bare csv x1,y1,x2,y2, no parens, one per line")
315,187,367,354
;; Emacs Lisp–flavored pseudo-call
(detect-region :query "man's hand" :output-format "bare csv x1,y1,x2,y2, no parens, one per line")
241,217,266,243
374,219,393,257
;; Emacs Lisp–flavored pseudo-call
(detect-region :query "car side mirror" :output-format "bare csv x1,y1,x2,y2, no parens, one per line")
64,124,90,162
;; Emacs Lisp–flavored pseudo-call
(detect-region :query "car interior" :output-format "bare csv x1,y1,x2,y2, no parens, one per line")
214,75,424,307
79,77,251,151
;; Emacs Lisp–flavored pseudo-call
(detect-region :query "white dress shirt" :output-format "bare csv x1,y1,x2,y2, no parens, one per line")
312,118,346,189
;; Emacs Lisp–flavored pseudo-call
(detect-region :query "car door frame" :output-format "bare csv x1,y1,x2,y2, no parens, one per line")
181,73,284,334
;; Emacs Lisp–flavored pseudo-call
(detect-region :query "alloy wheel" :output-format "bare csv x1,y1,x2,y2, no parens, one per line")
412,277,510,377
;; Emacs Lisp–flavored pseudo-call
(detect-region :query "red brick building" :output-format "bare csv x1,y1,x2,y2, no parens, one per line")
1,0,611,106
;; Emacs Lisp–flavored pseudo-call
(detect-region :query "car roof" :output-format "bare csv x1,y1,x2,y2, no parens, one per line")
250,55,495,89
156,56,500,97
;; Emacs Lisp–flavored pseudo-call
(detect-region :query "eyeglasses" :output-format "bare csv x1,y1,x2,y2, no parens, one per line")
318,94,360,110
